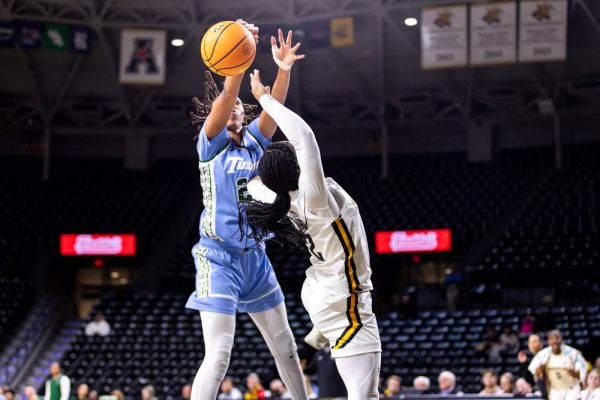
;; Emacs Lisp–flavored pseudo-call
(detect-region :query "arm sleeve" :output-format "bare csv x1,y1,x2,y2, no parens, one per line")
258,94,335,213
196,125,229,162
246,118,271,150
60,376,70,400
45,381,50,400
247,177,277,203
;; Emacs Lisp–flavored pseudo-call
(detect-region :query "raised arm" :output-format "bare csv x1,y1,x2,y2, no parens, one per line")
257,29,305,139
250,70,335,212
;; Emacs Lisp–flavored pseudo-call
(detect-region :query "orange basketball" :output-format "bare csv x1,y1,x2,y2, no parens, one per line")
201,21,257,76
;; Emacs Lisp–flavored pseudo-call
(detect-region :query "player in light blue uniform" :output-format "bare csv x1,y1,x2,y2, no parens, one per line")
185,21,308,400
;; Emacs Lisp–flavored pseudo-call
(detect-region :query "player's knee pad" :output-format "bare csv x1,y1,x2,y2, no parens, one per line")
275,330,298,360
209,333,234,380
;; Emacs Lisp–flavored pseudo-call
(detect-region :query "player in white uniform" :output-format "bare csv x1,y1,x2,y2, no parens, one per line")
240,69,382,400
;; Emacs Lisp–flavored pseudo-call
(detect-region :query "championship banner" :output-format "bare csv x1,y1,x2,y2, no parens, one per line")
470,1,517,66
60,234,137,256
518,0,567,62
330,17,354,47
375,229,452,254
19,21,43,49
0,21,17,47
70,25,92,54
45,23,68,52
304,19,330,49
119,29,166,85
421,5,468,69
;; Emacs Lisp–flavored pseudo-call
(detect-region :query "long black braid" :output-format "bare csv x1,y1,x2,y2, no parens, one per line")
239,142,308,249
190,71,259,135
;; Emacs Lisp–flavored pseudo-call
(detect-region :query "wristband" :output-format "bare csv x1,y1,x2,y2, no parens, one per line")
272,45,292,70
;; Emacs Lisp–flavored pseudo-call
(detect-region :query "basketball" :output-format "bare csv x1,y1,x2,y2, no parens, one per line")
201,21,257,76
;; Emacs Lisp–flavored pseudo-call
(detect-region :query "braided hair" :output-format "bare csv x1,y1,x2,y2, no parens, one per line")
190,71,259,132
239,142,308,249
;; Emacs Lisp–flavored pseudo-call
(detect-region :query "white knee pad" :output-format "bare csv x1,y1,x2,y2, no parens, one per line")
275,330,298,360
210,333,234,380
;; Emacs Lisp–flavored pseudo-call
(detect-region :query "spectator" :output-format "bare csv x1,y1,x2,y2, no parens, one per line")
443,266,462,312
518,334,545,391
303,376,318,400
140,385,157,400
500,372,515,394
413,376,431,394
479,369,502,396
438,371,462,395
181,384,191,400
244,373,268,400
269,379,291,400
529,330,587,400
0,387,4,400
23,386,41,400
520,313,535,334
515,378,533,396
581,370,599,400
383,375,401,398
476,328,502,361
88,391,98,400
595,357,600,372
109,391,124,400
500,326,520,354
44,362,70,400
303,346,346,399
85,313,111,337
218,377,243,400
75,384,89,400
2,389,13,400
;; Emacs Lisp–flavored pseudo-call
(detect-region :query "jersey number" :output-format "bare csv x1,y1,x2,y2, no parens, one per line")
236,178,253,202
306,234,324,262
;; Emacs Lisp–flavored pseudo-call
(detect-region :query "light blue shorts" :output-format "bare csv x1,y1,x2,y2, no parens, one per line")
185,239,284,315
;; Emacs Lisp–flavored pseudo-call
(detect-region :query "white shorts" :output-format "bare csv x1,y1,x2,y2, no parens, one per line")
301,280,381,358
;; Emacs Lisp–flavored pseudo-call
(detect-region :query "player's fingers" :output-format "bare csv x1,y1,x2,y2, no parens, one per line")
291,42,302,52
295,54,306,60
271,36,276,47
265,86,271,94
278,29,285,47
286,30,292,46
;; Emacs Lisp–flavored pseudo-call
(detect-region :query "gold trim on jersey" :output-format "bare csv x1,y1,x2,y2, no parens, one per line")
332,292,363,349
331,217,364,349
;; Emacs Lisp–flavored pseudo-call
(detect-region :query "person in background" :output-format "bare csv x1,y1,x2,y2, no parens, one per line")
520,313,535,334
23,386,41,400
443,266,462,312
382,375,402,398
44,363,70,400
244,373,268,400
500,372,515,394
303,346,346,399
87,391,98,400
303,376,318,400
519,334,547,397
413,376,431,394
0,386,4,400
109,391,124,400
1,389,13,400
218,377,243,400
479,369,502,396
140,385,157,400
581,370,600,400
269,379,291,400
595,357,600,372
181,384,191,400
84,313,111,337
515,378,534,396
529,330,587,400
75,384,89,400
438,371,462,396
500,326,520,355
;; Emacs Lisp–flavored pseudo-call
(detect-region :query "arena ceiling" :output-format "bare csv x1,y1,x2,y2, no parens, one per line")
0,0,600,141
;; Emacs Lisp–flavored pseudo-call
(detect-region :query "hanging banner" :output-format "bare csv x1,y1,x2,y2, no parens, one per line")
470,1,517,66
119,29,166,85
330,17,354,47
45,23,68,52
0,21,17,47
421,5,468,69
518,0,567,63
19,21,43,49
70,25,92,54
305,19,330,49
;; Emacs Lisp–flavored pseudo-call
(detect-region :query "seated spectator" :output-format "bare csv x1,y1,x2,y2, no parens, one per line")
76,384,89,400
500,372,515,394
413,376,432,394
140,385,157,400
85,313,111,337
383,375,401,398
520,313,535,334
581,369,599,400
1,389,13,400
109,390,124,400
269,379,291,400
23,386,41,400
500,326,520,354
515,378,533,396
88,391,98,400
479,369,502,396
303,346,346,398
218,377,242,400
244,373,268,400
476,328,502,361
438,371,462,395
181,384,191,400
303,376,318,399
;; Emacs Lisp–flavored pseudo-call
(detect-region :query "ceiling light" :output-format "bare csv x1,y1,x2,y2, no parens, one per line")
171,38,184,47
404,18,418,27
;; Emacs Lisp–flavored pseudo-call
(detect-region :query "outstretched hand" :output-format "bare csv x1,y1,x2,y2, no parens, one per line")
249,69,270,101
272,29,305,67
236,19,259,44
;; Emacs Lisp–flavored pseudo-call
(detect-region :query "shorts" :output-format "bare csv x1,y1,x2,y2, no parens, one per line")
301,279,381,358
185,239,284,315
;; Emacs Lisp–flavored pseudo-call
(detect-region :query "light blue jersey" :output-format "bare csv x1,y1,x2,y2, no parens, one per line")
186,118,284,314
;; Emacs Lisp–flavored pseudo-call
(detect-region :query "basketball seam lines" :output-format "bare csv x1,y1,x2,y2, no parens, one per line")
208,30,250,70
215,46,256,75
207,21,235,63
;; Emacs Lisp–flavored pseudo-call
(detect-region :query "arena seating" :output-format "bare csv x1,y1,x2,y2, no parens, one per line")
58,289,600,398
0,278,32,350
